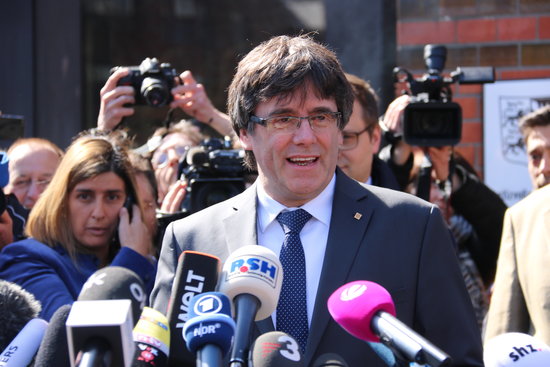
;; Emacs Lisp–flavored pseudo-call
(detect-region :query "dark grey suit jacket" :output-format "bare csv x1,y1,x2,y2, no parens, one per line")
151,169,483,367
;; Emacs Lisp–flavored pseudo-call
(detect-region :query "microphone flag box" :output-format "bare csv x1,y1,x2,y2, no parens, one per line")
66,299,135,367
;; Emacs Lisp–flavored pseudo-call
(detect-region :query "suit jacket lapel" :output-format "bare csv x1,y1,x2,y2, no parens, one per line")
305,170,374,365
223,183,259,253
223,183,277,334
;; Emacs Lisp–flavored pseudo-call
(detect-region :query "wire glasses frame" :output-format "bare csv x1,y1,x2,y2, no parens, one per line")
339,126,372,150
249,111,342,134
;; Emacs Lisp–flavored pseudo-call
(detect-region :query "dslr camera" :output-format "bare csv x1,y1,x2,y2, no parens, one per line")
178,138,247,215
393,44,494,146
111,57,178,107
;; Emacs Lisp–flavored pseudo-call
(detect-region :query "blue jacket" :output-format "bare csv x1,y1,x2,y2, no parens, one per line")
0,238,156,321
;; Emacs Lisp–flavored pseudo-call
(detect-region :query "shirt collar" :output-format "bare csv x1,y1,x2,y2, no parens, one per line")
257,173,336,233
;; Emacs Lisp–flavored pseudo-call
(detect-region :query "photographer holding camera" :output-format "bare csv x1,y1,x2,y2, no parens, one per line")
97,59,235,141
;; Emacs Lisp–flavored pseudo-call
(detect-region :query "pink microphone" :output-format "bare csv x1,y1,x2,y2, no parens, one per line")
327,280,451,367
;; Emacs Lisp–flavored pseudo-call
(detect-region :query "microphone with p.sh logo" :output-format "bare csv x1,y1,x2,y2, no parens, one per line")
78,266,147,326
183,291,235,367
249,331,303,367
218,245,283,367
327,280,451,367
165,251,221,367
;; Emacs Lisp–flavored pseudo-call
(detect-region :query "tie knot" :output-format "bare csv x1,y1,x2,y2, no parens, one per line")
276,208,312,234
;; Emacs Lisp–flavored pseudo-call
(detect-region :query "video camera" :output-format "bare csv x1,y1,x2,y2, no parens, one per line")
178,137,247,215
111,57,178,107
393,44,494,146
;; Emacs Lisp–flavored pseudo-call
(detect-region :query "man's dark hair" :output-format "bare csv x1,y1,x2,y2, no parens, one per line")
227,34,353,169
345,73,379,134
519,104,550,142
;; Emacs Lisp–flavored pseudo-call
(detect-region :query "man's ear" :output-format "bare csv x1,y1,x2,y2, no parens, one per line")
239,128,253,150
371,125,382,154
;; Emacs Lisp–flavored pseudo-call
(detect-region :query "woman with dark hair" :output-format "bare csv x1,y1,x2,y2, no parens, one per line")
0,133,156,320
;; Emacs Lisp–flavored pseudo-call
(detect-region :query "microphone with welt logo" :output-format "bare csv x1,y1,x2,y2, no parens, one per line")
218,245,283,367
166,251,221,367
183,292,235,367
327,280,451,367
248,331,303,367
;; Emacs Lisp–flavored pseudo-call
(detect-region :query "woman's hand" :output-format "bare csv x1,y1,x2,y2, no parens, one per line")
117,204,152,257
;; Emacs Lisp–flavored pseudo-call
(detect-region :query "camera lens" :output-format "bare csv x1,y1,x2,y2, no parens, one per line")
141,77,170,107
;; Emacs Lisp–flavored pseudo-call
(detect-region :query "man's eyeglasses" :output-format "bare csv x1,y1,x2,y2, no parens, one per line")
250,111,341,134
12,178,51,192
339,126,372,150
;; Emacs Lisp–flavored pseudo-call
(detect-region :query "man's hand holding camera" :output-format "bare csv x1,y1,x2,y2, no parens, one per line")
97,68,135,131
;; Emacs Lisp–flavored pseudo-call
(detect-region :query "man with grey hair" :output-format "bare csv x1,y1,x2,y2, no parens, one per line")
151,34,483,367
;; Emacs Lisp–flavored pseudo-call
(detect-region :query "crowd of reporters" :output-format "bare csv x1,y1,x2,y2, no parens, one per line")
0,34,549,367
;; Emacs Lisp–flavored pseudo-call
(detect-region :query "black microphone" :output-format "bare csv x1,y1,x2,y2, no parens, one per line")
327,280,452,367
78,266,147,326
312,353,349,367
132,307,170,367
183,292,235,367
66,299,135,367
34,304,72,367
0,280,42,351
249,331,303,367
165,251,221,367
0,318,49,367
218,245,283,367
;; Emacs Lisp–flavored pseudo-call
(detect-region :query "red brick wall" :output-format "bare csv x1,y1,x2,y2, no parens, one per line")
396,0,550,177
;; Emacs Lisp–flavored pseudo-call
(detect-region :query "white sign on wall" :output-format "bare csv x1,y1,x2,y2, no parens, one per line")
483,78,550,207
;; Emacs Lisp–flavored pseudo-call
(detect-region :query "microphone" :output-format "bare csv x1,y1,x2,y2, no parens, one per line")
312,353,348,367
327,280,452,367
0,318,49,367
218,245,283,367
165,251,221,367
34,304,72,367
132,307,170,367
183,292,235,367
484,332,550,367
66,299,135,367
0,280,42,351
248,331,303,367
78,266,147,326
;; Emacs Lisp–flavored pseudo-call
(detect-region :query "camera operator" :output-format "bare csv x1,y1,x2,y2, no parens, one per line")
379,95,508,328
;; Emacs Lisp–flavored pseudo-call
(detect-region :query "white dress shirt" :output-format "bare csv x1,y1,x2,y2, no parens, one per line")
256,174,335,327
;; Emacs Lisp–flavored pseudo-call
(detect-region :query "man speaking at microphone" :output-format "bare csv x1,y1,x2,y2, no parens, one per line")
151,34,483,367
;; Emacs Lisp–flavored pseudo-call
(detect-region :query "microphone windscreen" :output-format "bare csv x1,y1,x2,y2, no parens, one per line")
327,280,395,342
484,332,550,367
312,353,349,367
34,304,72,367
0,280,42,351
0,318,49,367
183,292,235,356
249,331,303,367
78,266,146,326
166,251,220,366
218,245,282,320
133,307,170,367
